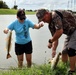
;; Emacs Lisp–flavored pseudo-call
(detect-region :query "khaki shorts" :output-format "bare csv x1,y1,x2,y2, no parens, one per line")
62,30,76,54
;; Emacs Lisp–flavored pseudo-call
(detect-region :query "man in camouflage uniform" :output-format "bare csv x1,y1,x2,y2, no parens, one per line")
36,9,76,75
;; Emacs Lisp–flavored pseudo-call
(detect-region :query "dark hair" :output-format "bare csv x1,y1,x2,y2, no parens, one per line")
17,9,26,20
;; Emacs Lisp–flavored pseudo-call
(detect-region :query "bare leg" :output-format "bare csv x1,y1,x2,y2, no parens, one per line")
69,56,76,71
25,54,32,68
61,36,69,62
62,53,68,62
17,54,24,68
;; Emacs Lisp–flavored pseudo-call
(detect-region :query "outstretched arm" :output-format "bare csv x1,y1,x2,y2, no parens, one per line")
34,21,44,29
51,29,63,42
48,29,63,58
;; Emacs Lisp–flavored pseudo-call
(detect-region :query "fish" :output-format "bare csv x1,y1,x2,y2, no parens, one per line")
6,30,12,59
49,52,61,70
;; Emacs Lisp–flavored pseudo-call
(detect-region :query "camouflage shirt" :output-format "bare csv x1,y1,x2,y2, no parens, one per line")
48,10,76,36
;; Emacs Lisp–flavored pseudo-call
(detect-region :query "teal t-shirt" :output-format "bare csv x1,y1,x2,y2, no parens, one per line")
8,18,35,44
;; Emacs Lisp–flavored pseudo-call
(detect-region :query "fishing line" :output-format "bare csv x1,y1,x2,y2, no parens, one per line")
44,50,47,64
12,57,18,64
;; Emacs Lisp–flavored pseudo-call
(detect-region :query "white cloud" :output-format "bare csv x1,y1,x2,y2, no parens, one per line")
3,0,76,11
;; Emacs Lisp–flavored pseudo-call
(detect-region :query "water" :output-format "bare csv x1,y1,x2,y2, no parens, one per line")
0,15,66,68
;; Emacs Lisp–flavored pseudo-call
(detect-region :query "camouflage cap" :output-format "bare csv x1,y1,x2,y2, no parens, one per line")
36,9,47,22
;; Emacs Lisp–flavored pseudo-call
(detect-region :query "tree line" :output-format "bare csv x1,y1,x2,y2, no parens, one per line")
0,1,9,9
0,1,17,9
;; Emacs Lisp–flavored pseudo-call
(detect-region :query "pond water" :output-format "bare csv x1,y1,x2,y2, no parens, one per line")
0,15,66,68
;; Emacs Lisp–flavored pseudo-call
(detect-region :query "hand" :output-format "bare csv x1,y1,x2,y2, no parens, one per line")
48,43,52,49
39,21,44,27
3,29,9,34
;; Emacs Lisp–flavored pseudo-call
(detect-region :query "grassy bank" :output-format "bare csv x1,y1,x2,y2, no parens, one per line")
0,9,76,15
0,9,36,15
0,61,76,75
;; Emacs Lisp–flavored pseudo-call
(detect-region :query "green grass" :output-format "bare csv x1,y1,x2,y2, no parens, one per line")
0,9,76,15
0,9,36,15
25,11,36,15
0,60,75,75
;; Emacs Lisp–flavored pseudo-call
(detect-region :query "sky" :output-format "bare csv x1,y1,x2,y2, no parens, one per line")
2,0,76,11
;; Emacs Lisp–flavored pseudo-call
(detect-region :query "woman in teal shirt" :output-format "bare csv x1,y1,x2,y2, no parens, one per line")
4,9,44,68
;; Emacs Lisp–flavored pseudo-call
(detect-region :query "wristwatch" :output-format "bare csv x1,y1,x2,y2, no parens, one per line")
49,39,52,44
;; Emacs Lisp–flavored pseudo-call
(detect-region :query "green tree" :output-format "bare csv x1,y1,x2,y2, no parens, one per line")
0,1,3,8
13,5,18,9
0,1,9,9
